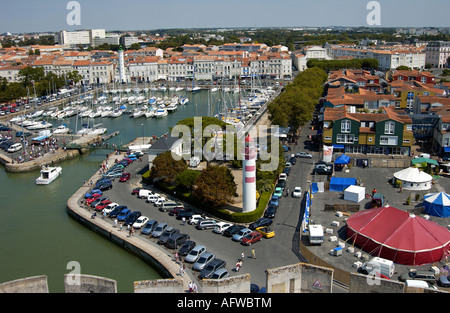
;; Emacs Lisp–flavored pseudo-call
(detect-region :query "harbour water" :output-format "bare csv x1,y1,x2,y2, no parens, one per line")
0,90,226,292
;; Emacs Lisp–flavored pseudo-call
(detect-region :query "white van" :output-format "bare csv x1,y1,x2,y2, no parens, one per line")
361,257,395,278
308,224,324,245
405,280,435,290
138,189,153,199
154,197,166,206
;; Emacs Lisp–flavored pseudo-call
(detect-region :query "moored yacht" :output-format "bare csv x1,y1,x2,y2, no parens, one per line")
36,165,62,185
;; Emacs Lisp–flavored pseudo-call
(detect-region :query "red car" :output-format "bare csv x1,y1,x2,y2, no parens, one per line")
240,231,263,246
122,158,133,164
95,199,112,211
85,193,101,205
119,172,131,182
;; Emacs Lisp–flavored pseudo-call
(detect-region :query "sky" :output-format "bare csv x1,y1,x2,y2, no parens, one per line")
1,0,449,34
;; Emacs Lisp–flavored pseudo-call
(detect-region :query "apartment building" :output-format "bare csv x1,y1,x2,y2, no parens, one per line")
426,41,450,68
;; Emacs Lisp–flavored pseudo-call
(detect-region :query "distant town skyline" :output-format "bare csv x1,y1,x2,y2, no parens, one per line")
1,0,449,34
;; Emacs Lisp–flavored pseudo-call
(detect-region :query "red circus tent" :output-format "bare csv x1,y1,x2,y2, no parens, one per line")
346,206,450,265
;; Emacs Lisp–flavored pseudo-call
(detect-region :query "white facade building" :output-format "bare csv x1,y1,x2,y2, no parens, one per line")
426,41,450,68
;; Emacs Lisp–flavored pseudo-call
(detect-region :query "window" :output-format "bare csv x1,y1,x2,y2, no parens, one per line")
341,120,351,133
380,136,398,146
337,134,354,143
385,121,395,134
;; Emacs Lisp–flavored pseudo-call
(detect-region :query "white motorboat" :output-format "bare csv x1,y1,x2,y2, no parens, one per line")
175,86,184,92
110,109,123,118
26,121,53,130
145,107,155,118
132,108,145,118
178,97,189,105
153,106,168,118
166,102,177,112
36,165,62,185
52,125,70,134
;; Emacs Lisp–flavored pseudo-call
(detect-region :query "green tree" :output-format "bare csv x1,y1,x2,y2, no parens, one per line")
193,165,237,207
149,151,187,185
175,169,200,192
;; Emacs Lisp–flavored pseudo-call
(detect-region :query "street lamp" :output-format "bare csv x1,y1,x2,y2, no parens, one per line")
141,123,144,146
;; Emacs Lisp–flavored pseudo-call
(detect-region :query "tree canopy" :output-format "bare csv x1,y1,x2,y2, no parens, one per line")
193,165,237,207
149,151,188,185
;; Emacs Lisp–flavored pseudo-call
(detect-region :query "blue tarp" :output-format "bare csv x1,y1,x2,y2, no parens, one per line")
329,177,357,192
311,183,319,194
423,192,450,218
334,154,351,164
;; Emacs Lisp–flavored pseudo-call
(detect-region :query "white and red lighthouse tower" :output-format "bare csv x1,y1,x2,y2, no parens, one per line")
243,134,257,213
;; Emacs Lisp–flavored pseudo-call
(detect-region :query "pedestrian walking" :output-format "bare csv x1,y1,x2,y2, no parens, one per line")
179,264,184,277
119,222,123,231
182,217,186,226
241,252,245,261
252,248,256,259
174,251,178,263
114,219,118,228
235,261,241,272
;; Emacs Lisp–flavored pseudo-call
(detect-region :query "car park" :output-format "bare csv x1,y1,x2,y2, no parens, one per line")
199,259,226,279
132,216,149,229
213,222,232,234
151,222,168,238
292,186,302,197
241,231,263,245
232,228,252,242
196,219,217,230
264,204,277,219
210,268,230,279
140,219,158,236
399,270,436,284
256,226,275,239
109,205,128,219
157,227,180,245
185,245,207,263
119,172,131,182
296,152,312,158
223,225,246,237
193,252,215,271
166,233,190,249
116,208,131,222
178,240,196,257
249,217,273,230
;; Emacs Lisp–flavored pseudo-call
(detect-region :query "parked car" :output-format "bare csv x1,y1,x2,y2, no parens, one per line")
146,194,160,203
85,193,102,205
264,204,277,219
276,180,286,191
151,222,168,238
90,197,108,208
278,173,287,181
399,270,436,284
94,199,112,211
169,207,190,216
289,157,296,165
256,226,275,239
124,211,142,226
193,252,215,271
296,151,312,158
269,195,280,207
119,172,131,182
195,219,217,230
176,210,194,220
96,179,113,191
140,219,158,236
166,233,190,249
199,259,226,279
7,143,22,153
213,222,232,234
210,268,230,279
188,214,204,225
232,228,252,242
438,274,450,287
103,202,119,215
273,187,283,198
102,171,122,181
157,227,180,245
132,216,149,229
292,186,302,197
84,189,102,198
116,208,131,222
282,167,291,176
223,225,246,237
131,188,142,195
109,205,128,219
185,245,207,263
241,231,263,245
154,196,166,207
312,164,333,175
178,240,196,257
249,217,273,230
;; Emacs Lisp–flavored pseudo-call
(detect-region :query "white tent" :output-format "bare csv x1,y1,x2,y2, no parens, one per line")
344,185,365,203
393,167,432,191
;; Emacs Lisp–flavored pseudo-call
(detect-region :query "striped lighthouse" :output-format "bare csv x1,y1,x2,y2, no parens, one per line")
243,134,257,213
